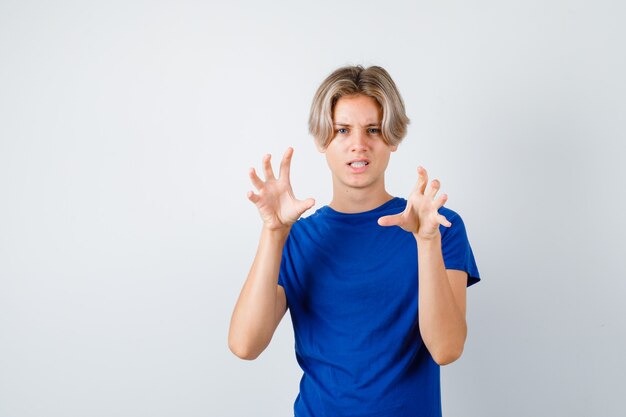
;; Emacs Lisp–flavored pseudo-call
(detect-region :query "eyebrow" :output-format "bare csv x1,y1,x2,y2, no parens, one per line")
334,123,381,127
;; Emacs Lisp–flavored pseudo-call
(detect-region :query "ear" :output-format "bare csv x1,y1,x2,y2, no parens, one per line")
390,144,398,152
316,141,327,153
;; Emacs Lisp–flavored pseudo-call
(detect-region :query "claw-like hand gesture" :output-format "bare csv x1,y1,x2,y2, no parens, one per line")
378,166,451,240
247,147,315,231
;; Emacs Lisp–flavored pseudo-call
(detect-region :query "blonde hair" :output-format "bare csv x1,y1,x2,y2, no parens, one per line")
309,65,410,149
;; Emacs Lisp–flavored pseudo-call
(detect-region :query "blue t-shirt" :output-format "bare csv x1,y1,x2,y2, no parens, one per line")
278,197,480,417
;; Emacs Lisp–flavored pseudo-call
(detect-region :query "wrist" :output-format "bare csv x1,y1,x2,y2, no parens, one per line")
413,230,441,245
262,224,291,240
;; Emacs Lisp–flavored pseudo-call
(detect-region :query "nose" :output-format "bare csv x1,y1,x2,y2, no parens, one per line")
350,130,368,152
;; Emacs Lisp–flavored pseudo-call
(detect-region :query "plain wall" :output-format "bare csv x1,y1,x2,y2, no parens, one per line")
1,1,625,416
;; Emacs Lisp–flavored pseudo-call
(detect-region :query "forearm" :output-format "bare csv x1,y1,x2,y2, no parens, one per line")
416,234,467,365
228,226,290,359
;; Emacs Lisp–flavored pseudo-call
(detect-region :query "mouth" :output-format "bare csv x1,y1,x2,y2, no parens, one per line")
347,160,369,168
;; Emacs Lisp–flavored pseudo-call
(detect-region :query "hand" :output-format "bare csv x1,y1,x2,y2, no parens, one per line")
378,166,451,240
247,147,315,231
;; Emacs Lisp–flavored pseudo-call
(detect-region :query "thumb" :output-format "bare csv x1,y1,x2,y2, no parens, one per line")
296,198,316,214
378,213,402,227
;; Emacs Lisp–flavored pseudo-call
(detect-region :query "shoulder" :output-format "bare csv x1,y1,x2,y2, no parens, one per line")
293,207,324,229
287,207,326,240
438,205,462,223
437,206,468,241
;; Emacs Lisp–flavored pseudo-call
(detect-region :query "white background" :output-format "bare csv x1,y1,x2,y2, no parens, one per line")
1,1,625,416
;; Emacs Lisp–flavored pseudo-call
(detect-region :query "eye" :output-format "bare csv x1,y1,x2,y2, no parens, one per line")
337,128,348,134
368,128,381,135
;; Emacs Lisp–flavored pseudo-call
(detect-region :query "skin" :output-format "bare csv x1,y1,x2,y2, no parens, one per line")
228,94,468,365
319,94,397,213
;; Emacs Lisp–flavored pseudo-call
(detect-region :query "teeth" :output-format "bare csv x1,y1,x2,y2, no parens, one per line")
350,161,368,168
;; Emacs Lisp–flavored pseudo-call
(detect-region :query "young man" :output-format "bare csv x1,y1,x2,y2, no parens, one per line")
228,65,480,417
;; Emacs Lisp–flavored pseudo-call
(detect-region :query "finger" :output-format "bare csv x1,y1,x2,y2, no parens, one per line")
249,168,264,190
426,179,441,199
438,214,452,228
279,147,293,181
413,166,428,194
247,190,260,204
378,213,403,227
296,197,316,214
435,193,448,209
262,154,276,181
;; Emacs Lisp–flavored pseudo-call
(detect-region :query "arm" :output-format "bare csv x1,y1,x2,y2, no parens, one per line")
378,166,468,365
228,148,314,360
415,236,468,365
228,226,290,360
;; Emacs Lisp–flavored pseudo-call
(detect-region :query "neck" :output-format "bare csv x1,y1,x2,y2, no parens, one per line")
329,181,393,214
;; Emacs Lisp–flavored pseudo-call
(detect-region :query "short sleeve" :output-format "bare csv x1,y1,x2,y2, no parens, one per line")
439,208,481,287
277,258,286,288
277,246,287,288
278,234,293,288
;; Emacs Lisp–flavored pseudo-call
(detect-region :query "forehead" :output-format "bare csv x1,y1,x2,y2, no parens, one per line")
333,94,382,124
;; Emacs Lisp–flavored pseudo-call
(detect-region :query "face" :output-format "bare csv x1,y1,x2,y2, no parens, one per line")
320,94,398,193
